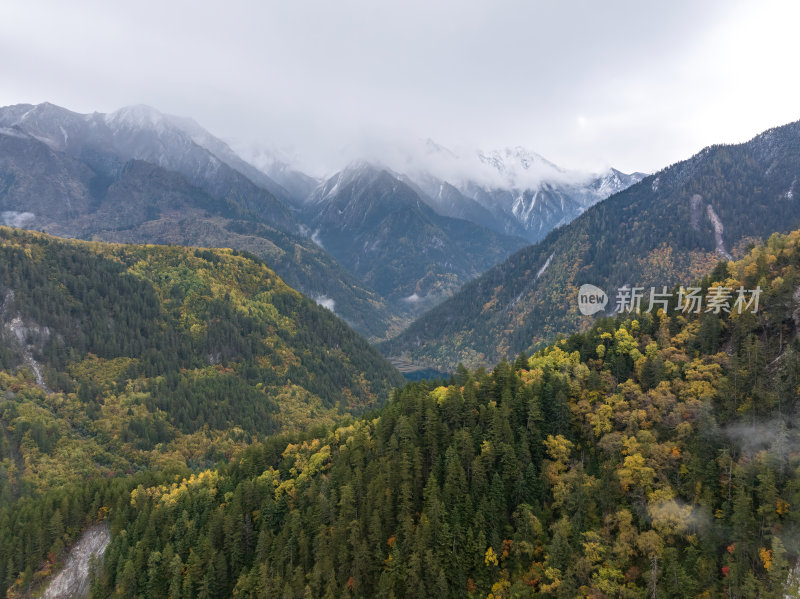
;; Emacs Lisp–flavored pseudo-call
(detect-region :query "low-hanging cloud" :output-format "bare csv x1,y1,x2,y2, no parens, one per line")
314,295,335,312
722,418,800,461
368,137,595,191
2,1,800,178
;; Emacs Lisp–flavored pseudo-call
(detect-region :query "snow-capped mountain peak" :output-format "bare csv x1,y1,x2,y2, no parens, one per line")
389,143,646,243
591,167,647,197
475,146,571,190
0,101,298,231
0,103,92,151
479,146,562,176
105,104,170,131
385,139,646,243
307,161,387,205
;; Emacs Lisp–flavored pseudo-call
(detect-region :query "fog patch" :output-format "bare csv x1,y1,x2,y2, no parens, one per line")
2,211,36,228
315,295,335,312
375,138,594,192
722,418,799,461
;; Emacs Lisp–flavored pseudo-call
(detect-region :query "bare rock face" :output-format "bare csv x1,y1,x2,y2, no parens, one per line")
793,285,800,339
1,289,52,392
785,563,800,598
705,203,733,261
40,523,110,599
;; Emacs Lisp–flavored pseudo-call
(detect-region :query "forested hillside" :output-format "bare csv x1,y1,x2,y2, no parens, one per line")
0,227,403,592
384,119,800,370
7,229,799,597
0,103,402,340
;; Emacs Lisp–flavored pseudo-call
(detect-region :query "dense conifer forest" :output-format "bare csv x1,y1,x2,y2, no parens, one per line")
0,227,403,597
4,227,800,597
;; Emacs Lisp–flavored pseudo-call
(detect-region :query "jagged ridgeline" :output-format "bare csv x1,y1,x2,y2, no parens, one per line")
383,119,800,370
9,229,797,598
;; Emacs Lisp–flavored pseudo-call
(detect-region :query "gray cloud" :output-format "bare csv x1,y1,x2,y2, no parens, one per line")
722,418,800,462
1,0,799,177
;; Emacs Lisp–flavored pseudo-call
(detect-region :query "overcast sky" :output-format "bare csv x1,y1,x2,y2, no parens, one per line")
2,0,799,176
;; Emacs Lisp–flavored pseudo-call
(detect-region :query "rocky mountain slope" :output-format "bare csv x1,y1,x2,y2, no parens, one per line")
303,163,527,307
0,103,401,339
408,145,645,241
384,119,800,370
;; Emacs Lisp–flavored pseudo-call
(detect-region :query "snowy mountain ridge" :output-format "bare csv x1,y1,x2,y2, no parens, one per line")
396,142,647,242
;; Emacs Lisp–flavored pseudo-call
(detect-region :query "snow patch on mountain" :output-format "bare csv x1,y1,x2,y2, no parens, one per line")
0,126,29,139
475,147,571,189
307,161,384,205
0,103,296,225
382,140,646,242
105,104,169,131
